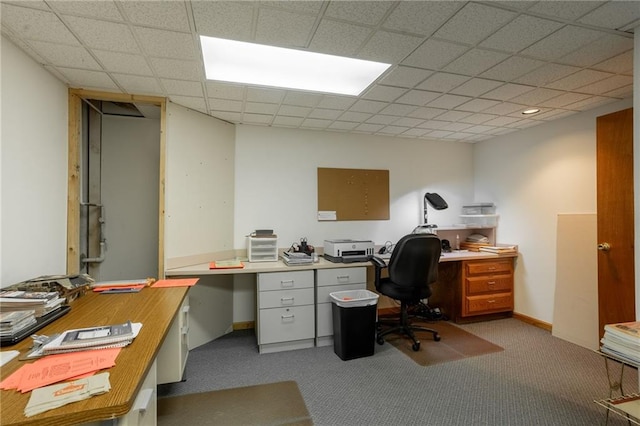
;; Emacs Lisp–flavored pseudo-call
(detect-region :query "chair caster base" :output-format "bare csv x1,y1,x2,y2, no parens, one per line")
434,333,441,342
412,341,420,351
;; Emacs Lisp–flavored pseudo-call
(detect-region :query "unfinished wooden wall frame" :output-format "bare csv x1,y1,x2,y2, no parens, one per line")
67,89,167,278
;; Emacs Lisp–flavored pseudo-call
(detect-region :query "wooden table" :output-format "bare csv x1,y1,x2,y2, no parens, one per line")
0,286,188,426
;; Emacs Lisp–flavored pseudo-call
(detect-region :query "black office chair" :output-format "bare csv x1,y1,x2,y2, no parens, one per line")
370,233,442,351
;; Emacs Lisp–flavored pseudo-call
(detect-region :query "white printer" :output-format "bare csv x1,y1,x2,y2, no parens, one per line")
323,239,375,263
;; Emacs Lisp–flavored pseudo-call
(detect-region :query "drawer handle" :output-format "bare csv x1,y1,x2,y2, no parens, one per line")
280,297,294,305
280,280,294,288
281,314,295,322
337,275,350,281
487,281,496,285
488,266,496,270
487,299,496,303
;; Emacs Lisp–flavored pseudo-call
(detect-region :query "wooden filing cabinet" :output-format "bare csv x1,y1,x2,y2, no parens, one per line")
315,267,366,347
462,258,513,317
257,270,315,354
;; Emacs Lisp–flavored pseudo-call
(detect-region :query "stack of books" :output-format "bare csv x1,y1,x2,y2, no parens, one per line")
281,251,313,266
601,321,640,365
0,310,37,339
0,290,65,318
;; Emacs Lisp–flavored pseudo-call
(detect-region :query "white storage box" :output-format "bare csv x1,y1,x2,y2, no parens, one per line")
247,236,278,262
462,203,496,215
459,214,499,227
329,290,379,307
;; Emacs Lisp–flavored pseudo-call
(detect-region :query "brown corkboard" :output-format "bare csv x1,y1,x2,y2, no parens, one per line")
317,167,389,221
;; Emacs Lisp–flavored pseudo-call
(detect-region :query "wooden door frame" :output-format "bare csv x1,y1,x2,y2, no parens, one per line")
67,89,167,278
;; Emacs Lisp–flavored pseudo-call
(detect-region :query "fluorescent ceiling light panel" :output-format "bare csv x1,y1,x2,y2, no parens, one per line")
200,36,391,96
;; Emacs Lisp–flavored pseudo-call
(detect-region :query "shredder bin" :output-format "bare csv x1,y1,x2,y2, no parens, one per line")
329,290,379,361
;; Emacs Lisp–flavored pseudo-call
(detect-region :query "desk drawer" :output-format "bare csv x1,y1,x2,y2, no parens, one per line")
464,293,513,315
316,267,366,286
259,288,314,309
465,259,512,275
465,275,512,295
258,270,313,291
258,305,315,345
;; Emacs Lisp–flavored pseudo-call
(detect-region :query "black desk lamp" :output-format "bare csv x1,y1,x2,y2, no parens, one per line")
413,192,448,234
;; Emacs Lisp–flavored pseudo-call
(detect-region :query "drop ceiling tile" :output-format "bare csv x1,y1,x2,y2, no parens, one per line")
307,108,343,120
605,85,633,98
379,104,418,116
349,99,387,114
120,1,189,32
93,50,153,76
149,58,202,81
402,128,429,137
578,1,640,30
408,107,447,120
425,130,454,139
527,1,602,21
508,88,565,106
309,20,372,56
481,83,536,101
243,113,273,125
378,125,409,135
245,102,280,115
443,48,510,76
340,111,372,122
436,110,473,122
49,1,123,21
442,122,474,132
483,102,527,115
465,124,498,134
170,95,207,113
247,87,285,104
515,63,581,86
566,96,617,111
58,68,118,90
301,118,331,128
558,34,633,68
366,115,399,125
317,95,356,110
482,116,523,127
44,65,71,84
134,27,197,59
260,1,324,14
402,39,469,70
393,117,425,127
358,30,424,63
355,123,384,132
111,73,161,94
64,15,138,53
480,56,546,81
278,105,312,117
362,85,407,102
458,113,498,124
479,15,563,53
283,92,322,107
455,98,501,113
378,66,433,88
255,8,315,48
382,1,462,36
417,72,470,93
448,132,478,141
192,1,254,40
1,4,79,44
206,82,245,101
328,121,360,131
209,98,244,112
325,1,392,26
273,116,305,127
539,92,591,108
576,75,634,95
450,78,504,97
593,50,634,74
396,90,440,106
432,3,517,45
212,111,242,122
427,94,472,109
520,26,604,61
28,41,101,69
546,69,613,90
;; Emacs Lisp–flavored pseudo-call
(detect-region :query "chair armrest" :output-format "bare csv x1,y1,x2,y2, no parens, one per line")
370,256,387,288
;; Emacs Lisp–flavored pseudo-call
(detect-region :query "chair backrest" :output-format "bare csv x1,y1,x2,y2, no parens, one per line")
387,233,442,288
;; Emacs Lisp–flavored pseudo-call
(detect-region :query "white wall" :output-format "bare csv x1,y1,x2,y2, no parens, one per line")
1,36,68,286
473,97,633,324
164,102,236,260
234,125,475,250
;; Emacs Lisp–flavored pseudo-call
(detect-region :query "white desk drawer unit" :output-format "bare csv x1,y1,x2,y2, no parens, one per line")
257,270,315,354
316,267,367,347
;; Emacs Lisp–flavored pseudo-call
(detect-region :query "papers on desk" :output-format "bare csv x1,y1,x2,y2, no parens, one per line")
209,259,244,269
25,372,111,417
151,278,199,288
40,321,141,355
281,251,313,266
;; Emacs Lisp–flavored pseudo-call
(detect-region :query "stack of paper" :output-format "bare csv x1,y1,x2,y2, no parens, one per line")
25,372,111,417
0,310,37,338
40,321,142,355
601,321,640,365
281,251,313,266
0,290,65,317
478,245,517,254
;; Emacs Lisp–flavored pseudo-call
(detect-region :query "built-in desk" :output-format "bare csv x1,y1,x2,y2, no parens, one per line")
0,286,189,426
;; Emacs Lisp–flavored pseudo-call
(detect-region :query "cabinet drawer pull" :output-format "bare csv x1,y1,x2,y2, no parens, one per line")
280,297,294,305
337,275,350,281
487,281,496,285
280,280,294,287
281,314,295,322
487,299,496,303
488,266,496,270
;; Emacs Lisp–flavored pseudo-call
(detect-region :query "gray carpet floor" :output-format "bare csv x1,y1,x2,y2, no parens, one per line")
158,318,638,425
